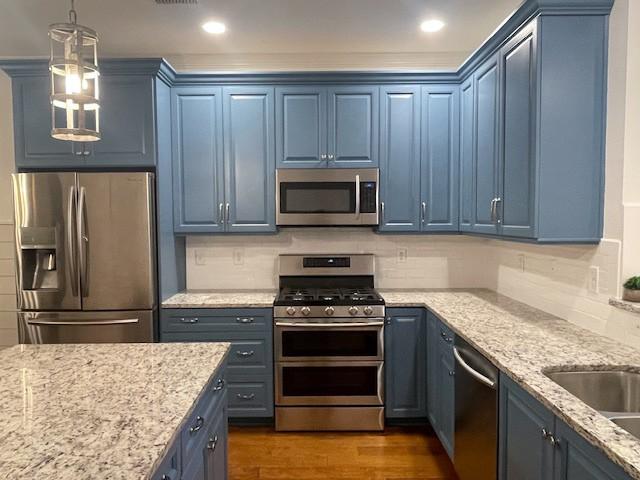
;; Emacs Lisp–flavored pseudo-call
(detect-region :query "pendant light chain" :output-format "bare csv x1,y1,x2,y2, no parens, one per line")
68,0,77,24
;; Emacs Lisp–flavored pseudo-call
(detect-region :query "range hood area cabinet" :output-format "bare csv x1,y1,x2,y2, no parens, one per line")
6,62,160,170
171,86,276,234
459,16,608,243
276,86,379,169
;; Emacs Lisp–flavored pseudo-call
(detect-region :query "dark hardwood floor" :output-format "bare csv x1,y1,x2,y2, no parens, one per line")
228,426,458,480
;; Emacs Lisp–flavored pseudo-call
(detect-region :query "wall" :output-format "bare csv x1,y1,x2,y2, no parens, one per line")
0,70,17,349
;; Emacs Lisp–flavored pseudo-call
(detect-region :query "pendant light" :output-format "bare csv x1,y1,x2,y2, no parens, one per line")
49,0,100,142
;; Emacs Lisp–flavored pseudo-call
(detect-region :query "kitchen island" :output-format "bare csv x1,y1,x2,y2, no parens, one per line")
0,342,230,479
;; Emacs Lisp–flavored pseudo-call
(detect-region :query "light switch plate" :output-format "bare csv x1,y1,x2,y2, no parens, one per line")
233,248,245,266
517,254,525,273
589,266,600,294
397,247,408,264
195,249,206,266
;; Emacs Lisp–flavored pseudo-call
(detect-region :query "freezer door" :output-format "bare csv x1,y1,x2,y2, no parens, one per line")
12,173,81,311
18,310,154,344
77,172,156,310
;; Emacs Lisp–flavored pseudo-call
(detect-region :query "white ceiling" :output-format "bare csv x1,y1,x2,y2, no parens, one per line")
0,0,522,70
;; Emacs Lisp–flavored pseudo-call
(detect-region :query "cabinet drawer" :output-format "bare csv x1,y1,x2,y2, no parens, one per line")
181,367,227,461
227,340,269,368
227,378,273,417
161,308,271,333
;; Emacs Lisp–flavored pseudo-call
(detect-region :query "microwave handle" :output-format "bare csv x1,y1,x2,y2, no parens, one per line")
355,174,360,219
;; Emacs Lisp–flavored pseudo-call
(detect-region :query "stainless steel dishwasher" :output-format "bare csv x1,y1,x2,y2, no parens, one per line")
453,336,499,480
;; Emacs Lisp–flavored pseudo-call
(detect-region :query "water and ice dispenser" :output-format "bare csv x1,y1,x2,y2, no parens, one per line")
19,226,60,291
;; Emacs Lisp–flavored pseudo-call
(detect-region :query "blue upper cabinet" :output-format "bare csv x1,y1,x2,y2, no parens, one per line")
276,85,379,168
223,87,276,233
472,53,500,236
276,87,327,168
172,86,225,233
327,86,379,168
459,77,475,232
499,23,536,239
378,85,421,232
87,75,156,168
385,309,427,419
421,86,460,231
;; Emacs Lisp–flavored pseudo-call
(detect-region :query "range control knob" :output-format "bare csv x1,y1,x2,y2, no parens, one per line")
363,306,374,316
348,306,359,316
301,307,311,316
324,306,335,316
286,306,296,316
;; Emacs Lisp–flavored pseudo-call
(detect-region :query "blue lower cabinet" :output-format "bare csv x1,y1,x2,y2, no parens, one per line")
500,374,631,480
426,312,440,427
384,309,427,419
151,443,181,480
438,348,455,459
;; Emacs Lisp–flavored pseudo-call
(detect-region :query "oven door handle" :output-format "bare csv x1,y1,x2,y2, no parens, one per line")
355,174,361,219
275,321,384,328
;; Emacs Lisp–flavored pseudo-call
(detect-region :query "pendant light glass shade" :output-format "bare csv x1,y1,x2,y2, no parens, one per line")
49,2,100,142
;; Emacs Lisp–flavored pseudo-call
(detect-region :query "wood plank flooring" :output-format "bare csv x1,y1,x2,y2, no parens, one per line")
228,426,459,480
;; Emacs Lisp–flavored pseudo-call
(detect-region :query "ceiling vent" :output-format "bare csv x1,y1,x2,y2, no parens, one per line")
155,0,197,4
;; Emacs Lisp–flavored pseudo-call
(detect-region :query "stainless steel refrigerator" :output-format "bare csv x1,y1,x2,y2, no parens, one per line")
12,172,156,343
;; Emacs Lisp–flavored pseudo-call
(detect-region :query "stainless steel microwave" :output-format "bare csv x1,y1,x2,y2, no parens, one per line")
276,168,379,226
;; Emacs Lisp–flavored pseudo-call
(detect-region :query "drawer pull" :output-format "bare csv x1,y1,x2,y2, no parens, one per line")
237,393,256,401
189,415,204,434
236,317,255,324
236,350,255,357
207,435,219,451
213,378,225,392
180,317,198,324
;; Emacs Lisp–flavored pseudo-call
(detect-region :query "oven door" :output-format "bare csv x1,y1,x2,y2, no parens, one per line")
275,361,384,406
276,168,379,226
275,320,384,362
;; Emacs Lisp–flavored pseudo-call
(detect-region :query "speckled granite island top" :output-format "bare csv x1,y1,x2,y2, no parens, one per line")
0,342,230,480
382,289,640,479
162,290,277,308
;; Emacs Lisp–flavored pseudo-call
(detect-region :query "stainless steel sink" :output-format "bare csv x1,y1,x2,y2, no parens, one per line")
545,370,640,415
611,417,640,438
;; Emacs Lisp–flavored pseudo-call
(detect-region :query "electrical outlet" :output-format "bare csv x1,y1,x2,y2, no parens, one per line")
517,254,525,273
397,247,408,264
195,249,206,266
589,266,600,294
233,248,245,266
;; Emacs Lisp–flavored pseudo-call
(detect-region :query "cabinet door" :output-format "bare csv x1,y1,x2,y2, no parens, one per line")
327,86,379,167
473,54,500,235
459,77,475,232
426,312,440,429
172,87,225,233
384,309,426,419
421,85,460,232
500,24,536,238
499,374,554,480
206,405,228,480
223,87,276,233
438,349,455,459
12,75,76,169
554,420,630,480
88,75,155,167
379,85,421,232
275,87,327,168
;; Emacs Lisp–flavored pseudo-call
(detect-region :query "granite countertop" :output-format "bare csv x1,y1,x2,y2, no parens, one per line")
0,342,230,479
381,289,640,479
162,290,277,308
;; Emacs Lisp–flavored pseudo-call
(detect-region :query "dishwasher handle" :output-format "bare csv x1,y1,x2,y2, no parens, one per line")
453,347,496,390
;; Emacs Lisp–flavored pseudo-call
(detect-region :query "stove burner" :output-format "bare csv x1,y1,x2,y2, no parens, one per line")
275,287,384,306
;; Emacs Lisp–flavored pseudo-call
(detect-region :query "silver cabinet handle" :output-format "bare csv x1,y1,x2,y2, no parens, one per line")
236,317,254,324
207,435,218,451
213,378,225,391
237,393,255,400
542,428,559,447
421,202,427,224
490,198,497,223
453,347,496,389
380,202,385,224
67,185,78,297
320,154,327,160
355,174,361,219
189,415,204,434
180,317,198,324
328,154,334,160
225,203,230,224
77,186,89,297
236,350,255,357
449,371,455,376
218,203,224,223
495,197,502,225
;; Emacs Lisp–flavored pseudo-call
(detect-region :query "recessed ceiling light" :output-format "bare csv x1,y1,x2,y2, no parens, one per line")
420,19,445,33
202,21,226,34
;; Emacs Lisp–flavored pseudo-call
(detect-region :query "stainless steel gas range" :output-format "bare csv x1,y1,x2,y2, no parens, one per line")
274,254,385,431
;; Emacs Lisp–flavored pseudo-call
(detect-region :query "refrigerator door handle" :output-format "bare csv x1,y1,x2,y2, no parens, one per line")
67,185,78,297
26,318,140,326
77,186,89,298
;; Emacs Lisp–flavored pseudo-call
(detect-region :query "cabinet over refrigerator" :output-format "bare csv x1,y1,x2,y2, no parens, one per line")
12,172,156,343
